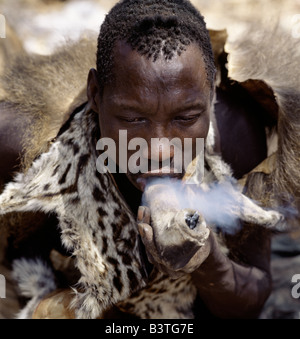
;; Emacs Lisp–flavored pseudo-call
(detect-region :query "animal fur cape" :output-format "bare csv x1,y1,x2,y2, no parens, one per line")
0,27,299,319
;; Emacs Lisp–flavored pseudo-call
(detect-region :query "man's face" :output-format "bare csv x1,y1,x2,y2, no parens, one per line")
89,41,212,191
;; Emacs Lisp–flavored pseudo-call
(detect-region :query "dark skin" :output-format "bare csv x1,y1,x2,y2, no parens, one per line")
90,41,211,191
0,38,272,319
87,41,272,318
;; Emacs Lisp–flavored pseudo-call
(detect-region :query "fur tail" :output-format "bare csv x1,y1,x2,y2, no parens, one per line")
12,258,57,319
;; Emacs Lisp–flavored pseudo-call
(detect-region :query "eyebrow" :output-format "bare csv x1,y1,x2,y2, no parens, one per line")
171,102,207,115
111,99,207,116
115,103,145,113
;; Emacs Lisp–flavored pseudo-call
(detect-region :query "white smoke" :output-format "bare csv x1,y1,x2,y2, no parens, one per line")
142,177,243,234
141,177,294,235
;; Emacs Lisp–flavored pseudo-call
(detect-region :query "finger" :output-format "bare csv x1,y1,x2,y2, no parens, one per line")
138,222,153,243
142,206,151,224
145,248,155,265
137,206,145,223
137,206,151,224
138,223,161,264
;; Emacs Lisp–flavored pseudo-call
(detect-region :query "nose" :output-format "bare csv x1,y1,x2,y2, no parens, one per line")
142,137,175,162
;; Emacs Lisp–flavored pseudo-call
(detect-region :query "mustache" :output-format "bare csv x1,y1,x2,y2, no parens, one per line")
133,173,183,191
129,157,187,174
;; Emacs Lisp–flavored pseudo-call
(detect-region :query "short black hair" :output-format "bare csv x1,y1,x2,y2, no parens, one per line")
96,0,216,95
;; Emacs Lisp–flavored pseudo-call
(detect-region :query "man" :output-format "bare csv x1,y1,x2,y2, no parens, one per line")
0,0,298,319
86,0,271,318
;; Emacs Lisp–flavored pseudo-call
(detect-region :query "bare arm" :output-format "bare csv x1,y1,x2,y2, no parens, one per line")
190,225,272,318
138,207,272,319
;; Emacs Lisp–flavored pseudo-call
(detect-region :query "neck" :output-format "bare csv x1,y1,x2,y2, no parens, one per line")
112,171,143,217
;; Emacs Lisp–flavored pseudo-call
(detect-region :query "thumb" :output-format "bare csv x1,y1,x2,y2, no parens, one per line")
137,206,151,224
138,222,153,243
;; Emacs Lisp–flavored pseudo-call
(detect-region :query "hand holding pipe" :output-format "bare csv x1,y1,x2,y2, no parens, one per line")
140,179,210,274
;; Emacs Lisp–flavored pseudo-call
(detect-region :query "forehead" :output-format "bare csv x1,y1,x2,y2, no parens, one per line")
104,40,210,102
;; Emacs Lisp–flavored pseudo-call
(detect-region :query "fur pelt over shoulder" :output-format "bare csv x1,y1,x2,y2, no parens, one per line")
0,36,97,171
0,103,283,319
0,27,299,319
226,25,300,204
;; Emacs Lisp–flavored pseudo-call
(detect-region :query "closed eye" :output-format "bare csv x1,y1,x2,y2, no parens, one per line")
173,114,201,122
118,117,147,123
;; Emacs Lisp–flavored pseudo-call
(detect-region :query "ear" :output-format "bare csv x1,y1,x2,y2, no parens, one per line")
87,68,101,113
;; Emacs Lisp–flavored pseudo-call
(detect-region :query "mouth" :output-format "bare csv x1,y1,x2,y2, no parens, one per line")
135,172,184,192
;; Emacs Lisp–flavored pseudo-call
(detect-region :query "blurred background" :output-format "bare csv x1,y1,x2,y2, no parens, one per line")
0,0,299,55
0,0,300,319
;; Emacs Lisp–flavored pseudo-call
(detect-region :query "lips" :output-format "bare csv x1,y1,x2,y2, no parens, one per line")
135,171,183,191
